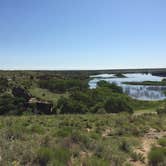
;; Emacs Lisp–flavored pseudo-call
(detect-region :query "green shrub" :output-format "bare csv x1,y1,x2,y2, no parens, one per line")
55,79,135,115
90,103,105,113
104,96,133,113
0,77,9,93
0,95,26,115
70,90,94,106
158,138,166,147
56,127,73,137
83,156,109,166
97,80,123,93
39,79,88,93
157,108,166,115
148,147,166,166
53,147,71,165
120,140,131,153
57,97,88,114
37,147,54,166
37,147,71,166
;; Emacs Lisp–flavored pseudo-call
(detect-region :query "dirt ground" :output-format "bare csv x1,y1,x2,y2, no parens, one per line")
129,128,166,166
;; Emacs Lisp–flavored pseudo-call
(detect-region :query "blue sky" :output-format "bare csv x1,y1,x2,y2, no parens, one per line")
0,0,166,69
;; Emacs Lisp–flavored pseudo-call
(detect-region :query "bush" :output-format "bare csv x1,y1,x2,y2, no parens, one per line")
97,80,123,93
39,79,88,93
148,147,166,166
0,95,26,115
53,147,71,164
120,140,131,153
157,108,166,115
56,127,73,137
70,90,95,107
57,97,88,114
36,147,71,166
104,96,133,113
37,147,54,166
57,86,133,114
0,95,16,115
158,138,166,147
83,156,109,166
0,77,9,93
89,102,105,113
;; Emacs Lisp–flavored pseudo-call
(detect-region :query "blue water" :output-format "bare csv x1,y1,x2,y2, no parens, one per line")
89,73,166,101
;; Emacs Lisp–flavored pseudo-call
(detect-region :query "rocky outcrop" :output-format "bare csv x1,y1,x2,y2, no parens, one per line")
28,98,53,114
12,87,32,101
36,102,53,114
12,87,53,114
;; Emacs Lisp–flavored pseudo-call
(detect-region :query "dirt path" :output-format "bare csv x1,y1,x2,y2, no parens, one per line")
129,128,166,166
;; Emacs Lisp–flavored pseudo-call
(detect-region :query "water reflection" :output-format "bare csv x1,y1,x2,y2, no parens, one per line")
89,73,166,101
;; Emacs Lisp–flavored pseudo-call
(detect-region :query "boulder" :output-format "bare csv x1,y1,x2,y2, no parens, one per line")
12,87,32,101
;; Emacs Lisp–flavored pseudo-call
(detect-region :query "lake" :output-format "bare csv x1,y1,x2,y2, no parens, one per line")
89,73,166,101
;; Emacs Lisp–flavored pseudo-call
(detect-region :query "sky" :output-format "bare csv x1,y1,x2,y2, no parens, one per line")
0,0,166,70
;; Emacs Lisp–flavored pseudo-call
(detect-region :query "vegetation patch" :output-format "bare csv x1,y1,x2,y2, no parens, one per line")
0,113,164,165
148,147,166,166
115,73,126,78
123,80,166,86
0,71,166,165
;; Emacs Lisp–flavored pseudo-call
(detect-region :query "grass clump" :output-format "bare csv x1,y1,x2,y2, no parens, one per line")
82,156,110,166
158,138,166,147
36,147,71,166
37,147,54,165
148,147,166,166
130,151,145,163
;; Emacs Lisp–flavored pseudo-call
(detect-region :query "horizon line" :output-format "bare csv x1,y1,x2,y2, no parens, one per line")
0,67,166,71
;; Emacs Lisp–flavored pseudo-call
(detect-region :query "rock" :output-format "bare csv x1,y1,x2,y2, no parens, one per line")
36,102,53,114
28,98,53,114
12,87,32,101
